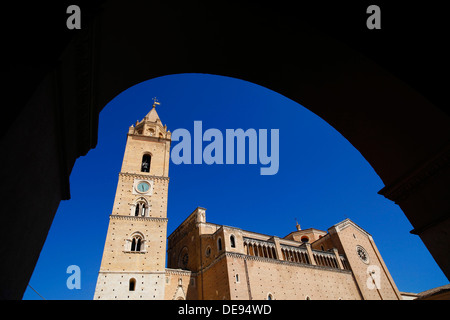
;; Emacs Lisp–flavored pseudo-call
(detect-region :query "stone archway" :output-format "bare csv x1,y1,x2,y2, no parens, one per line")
1,0,449,299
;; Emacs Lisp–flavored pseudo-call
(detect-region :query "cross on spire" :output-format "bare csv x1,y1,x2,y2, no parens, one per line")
152,97,161,108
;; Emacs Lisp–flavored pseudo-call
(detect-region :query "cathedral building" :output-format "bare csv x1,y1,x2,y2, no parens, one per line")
93,103,402,300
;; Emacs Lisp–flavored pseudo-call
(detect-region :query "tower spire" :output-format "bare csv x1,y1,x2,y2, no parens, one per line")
144,97,161,122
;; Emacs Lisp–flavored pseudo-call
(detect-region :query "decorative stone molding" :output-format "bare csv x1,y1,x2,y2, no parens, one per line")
165,268,195,276
172,285,187,300
123,250,146,254
97,270,166,275
280,243,308,252
243,237,276,249
330,218,372,239
196,207,206,223
119,172,170,181
311,249,340,260
110,214,168,223
127,132,171,143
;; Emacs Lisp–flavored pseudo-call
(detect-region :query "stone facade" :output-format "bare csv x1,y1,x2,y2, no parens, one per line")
94,107,402,300
164,208,402,300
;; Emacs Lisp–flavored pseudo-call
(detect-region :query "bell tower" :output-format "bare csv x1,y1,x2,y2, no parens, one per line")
94,99,171,300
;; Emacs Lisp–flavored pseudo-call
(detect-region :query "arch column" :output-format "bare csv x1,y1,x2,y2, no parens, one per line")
333,249,344,270
271,237,283,261
305,243,316,266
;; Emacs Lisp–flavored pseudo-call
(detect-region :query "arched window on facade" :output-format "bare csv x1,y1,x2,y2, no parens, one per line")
230,235,236,248
141,154,151,172
133,198,148,217
178,247,189,270
130,233,144,252
129,278,136,291
217,238,222,251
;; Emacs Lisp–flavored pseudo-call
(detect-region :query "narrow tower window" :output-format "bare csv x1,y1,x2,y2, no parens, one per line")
129,278,136,291
141,154,151,172
217,238,222,251
230,235,236,248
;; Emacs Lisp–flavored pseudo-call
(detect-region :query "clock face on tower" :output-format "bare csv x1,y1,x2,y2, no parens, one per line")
132,179,154,196
136,181,150,193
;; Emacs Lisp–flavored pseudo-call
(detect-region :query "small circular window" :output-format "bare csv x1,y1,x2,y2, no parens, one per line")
205,246,211,257
301,236,309,243
356,245,369,264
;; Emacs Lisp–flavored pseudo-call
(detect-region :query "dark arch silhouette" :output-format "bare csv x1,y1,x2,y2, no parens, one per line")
1,1,449,299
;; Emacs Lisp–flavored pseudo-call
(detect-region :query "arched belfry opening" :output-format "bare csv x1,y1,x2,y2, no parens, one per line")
133,198,149,217
141,154,151,173
2,1,449,299
128,232,145,253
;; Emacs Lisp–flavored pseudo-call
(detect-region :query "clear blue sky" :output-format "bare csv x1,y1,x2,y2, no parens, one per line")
23,73,448,300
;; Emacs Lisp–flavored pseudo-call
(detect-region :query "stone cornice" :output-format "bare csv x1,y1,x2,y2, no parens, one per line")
329,218,372,239
119,172,170,181
127,133,171,143
110,214,168,223
97,270,166,275
165,268,195,276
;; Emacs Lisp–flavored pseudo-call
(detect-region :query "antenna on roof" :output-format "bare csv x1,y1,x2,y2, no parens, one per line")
295,218,301,231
